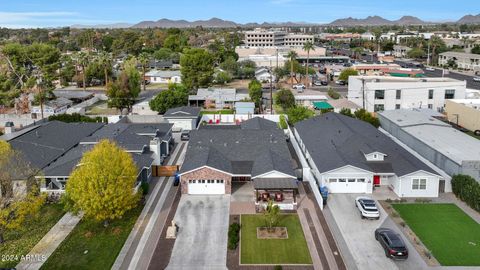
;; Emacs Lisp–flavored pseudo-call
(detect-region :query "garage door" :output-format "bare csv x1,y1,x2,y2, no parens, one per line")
188,179,225,195
327,177,368,193
172,119,193,131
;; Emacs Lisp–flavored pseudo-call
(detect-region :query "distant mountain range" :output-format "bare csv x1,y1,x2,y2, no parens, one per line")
69,14,480,29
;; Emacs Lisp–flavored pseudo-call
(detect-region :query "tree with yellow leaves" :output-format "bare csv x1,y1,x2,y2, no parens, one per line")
65,140,140,226
0,141,45,244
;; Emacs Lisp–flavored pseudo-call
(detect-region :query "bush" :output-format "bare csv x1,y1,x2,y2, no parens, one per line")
48,113,102,123
451,174,480,212
140,182,149,196
328,88,341,99
274,266,283,270
228,222,241,250
278,115,288,129
414,198,432,203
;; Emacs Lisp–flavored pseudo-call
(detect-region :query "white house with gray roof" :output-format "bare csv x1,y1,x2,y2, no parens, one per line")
163,106,201,131
294,113,442,197
144,70,181,84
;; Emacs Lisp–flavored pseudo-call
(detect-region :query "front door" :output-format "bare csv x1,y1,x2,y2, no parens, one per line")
373,175,381,186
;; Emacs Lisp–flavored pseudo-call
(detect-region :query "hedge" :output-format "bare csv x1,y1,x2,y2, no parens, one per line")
451,174,480,212
48,113,107,123
228,222,241,250
278,115,288,129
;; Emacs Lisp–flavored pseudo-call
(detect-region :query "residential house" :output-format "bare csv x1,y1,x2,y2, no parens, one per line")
188,88,249,109
379,109,480,182
255,67,276,82
145,70,181,84
235,102,255,114
179,117,298,209
393,45,412,58
347,76,467,112
294,113,442,197
31,97,73,118
163,106,201,131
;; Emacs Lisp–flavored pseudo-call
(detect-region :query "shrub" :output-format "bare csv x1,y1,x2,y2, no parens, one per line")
451,174,480,212
228,222,241,250
400,221,406,227
278,115,288,129
140,182,149,196
328,88,341,99
414,198,432,203
48,113,102,123
385,198,392,203
274,266,283,270
391,211,399,218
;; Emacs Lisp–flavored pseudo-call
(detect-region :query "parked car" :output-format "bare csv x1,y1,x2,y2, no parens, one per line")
320,80,328,86
425,67,435,71
313,80,322,86
375,228,409,260
355,197,380,219
473,77,480,82
335,80,346,85
292,84,306,90
180,130,190,141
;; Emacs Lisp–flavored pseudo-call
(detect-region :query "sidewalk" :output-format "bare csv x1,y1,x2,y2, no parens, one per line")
16,212,82,270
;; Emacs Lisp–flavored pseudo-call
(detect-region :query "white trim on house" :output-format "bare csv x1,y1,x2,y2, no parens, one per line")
251,170,296,179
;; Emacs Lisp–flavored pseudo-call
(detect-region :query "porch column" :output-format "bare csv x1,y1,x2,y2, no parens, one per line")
293,189,297,203
256,189,259,203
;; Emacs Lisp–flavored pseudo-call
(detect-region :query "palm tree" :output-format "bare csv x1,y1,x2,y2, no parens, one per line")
286,50,298,86
138,52,150,91
98,52,112,91
372,29,383,57
429,36,445,66
302,41,314,85
78,52,89,90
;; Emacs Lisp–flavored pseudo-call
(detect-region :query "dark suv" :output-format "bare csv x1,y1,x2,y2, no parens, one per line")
180,130,190,141
375,228,408,260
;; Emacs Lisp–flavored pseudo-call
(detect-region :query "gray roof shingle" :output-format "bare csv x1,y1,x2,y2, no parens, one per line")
164,106,201,118
295,113,438,176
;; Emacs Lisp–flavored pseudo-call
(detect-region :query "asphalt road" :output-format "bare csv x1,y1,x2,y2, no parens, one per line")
422,68,480,90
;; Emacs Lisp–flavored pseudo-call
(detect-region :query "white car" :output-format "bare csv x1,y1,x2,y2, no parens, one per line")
355,197,380,220
473,77,480,82
425,67,435,71
292,83,306,90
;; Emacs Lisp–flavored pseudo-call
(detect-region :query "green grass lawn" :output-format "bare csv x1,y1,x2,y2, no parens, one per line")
0,203,65,268
200,109,235,115
41,205,142,270
240,214,312,265
392,203,480,266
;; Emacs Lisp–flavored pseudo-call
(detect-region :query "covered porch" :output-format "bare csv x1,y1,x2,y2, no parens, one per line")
253,178,299,211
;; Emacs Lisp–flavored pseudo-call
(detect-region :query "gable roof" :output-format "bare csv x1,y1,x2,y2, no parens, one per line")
163,106,201,118
240,117,279,130
7,121,104,170
295,113,438,177
180,121,295,178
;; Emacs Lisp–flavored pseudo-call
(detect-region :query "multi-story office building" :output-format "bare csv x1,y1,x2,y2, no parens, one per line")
244,28,314,47
347,76,467,112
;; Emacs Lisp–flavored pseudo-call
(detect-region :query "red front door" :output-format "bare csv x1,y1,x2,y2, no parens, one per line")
373,175,381,186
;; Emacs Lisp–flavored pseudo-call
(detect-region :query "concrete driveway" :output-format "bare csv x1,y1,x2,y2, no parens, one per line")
327,193,398,270
167,195,230,270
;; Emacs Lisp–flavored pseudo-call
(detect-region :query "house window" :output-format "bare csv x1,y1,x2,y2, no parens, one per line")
396,90,401,99
373,154,378,159
348,178,356,183
374,104,385,112
374,90,385,100
357,178,366,183
412,179,427,190
428,104,433,109
329,179,337,183
445,89,455,99
338,178,347,183
395,104,401,109
428,89,434,99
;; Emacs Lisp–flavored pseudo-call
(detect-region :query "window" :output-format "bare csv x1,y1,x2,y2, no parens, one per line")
329,179,337,183
348,178,356,183
338,178,347,183
395,104,401,109
357,178,366,183
428,104,433,109
445,89,455,99
412,179,427,190
201,180,205,184
374,104,385,112
374,154,377,158
374,90,385,100
396,90,401,99
428,89,434,99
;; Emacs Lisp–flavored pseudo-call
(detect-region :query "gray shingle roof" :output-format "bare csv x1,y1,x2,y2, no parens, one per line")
164,106,201,118
253,178,298,190
180,120,295,178
8,121,104,170
295,113,438,177
240,117,279,130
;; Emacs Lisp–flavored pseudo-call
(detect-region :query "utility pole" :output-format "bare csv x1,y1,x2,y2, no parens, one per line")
427,42,431,66
361,77,366,110
270,59,273,114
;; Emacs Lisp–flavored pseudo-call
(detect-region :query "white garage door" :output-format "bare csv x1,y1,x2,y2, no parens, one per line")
188,179,225,195
327,177,368,193
172,119,193,131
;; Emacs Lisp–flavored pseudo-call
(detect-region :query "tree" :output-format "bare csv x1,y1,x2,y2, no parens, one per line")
275,88,295,110
354,109,380,128
327,88,341,99
77,52,89,90
372,28,383,56
302,41,314,85
138,52,150,91
106,58,141,113
215,71,232,85
338,68,358,82
429,36,447,65
263,200,280,229
0,141,45,244
98,52,112,90
287,50,298,86
472,45,480,55
180,48,215,90
339,108,353,117
248,79,262,111
64,140,140,226
149,83,189,114
286,106,314,125
407,48,426,59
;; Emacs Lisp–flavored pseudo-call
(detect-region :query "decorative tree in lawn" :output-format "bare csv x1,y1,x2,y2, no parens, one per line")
264,200,280,230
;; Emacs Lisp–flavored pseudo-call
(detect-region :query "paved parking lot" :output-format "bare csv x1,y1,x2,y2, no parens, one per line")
327,193,398,270
167,195,230,270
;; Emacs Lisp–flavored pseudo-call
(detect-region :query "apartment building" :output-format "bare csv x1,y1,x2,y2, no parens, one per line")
347,76,467,112
438,51,480,72
244,28,314,47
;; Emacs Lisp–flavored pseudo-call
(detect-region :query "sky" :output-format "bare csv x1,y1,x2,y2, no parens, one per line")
0,0,478,28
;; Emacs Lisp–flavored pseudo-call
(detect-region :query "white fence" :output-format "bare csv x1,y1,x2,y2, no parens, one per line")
200,114,281,124
66,94,107,115
0,114,37,128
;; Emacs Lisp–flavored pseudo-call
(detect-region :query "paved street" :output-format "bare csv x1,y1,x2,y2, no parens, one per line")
167,195,230,270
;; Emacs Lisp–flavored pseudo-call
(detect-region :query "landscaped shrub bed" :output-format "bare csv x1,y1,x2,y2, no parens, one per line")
451,174,480,212
228,222,240,250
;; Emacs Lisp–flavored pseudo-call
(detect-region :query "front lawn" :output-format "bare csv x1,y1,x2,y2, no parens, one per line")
41,205,142,270
240,214,312,265
392,203,480,266
0,203,65,268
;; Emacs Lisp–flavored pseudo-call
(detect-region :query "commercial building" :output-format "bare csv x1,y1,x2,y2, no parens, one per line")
445,99,480,134
379,109,480,182
347,76,467,112
244,28,314,48
294,113,441,197
438,51,480,72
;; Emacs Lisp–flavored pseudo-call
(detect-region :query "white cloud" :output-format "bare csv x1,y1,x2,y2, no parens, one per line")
0,11,78,23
